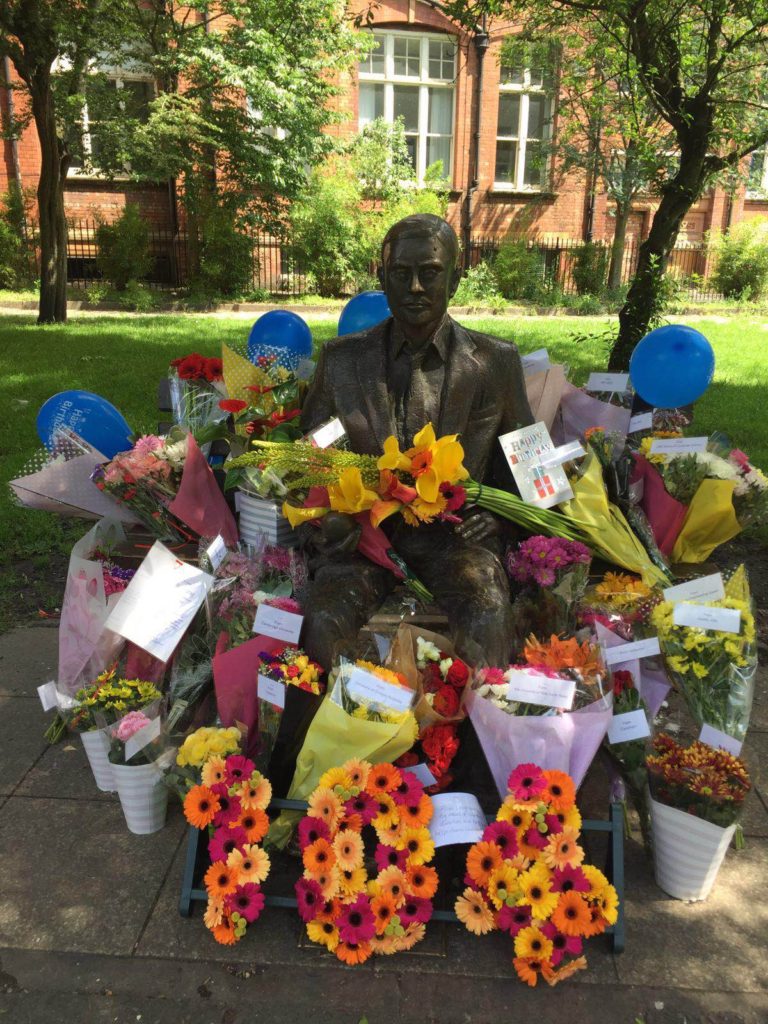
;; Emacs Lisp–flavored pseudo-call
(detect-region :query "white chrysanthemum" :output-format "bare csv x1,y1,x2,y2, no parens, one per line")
439,658,454,677
416,637,440,668
695,451,738,481
162,439,188,470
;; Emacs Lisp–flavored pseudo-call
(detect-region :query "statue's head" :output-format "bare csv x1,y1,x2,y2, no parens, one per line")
378,214,462,329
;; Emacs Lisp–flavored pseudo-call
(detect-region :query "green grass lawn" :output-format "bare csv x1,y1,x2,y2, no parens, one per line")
1,312,766,629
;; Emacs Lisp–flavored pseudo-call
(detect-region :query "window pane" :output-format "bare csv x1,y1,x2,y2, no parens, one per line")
394,36,420,77
526,94,546,140
427,135,451,177
495,140,517,183
393,85,419,132
360,33,385,74
523,141,545,187
359,83,384,126
500,63,524,85
122,80,152,122
497,94,520,138
429,40,455,80
404,134,418,171
428,88,452,135
748,150,766,192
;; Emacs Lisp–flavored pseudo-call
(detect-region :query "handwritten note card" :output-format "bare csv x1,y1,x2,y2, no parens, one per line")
663,573,725,604
673,603,741,634
429,793,488,847
650,437,708,455
699,724,743,757
105,542,214,662
586,372,629,393
628,411,654,433
257,673,286,709
607,710,651,745
253,604,303,644
346,667,414,712
310,418,346,449
506,669,576,710
206,535,228,571
522,348,552,375
603,637,661,666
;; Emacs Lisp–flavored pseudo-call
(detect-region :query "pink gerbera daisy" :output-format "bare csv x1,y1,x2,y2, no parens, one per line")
208,825,248,864
297,816,331,851
374,844,408,872
294,877,324,923
522,825,548,851
225,882,264,924
551,864,591,894
541,921,583,966
507,764,547,803
391,771,425,807
498,902,532,936
211,786,242,827
482,821,519,857
337,895,376,944
397,896,433,926
225,755,256,784
344,791,377,826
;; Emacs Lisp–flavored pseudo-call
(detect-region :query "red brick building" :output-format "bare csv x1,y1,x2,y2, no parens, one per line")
2,0,768,278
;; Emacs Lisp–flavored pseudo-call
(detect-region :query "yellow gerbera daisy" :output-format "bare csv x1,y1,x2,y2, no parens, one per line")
318,766,354,792
597,885,619,926
338,865,368,896
581,864,610,898
306,918,339,952
371,792,398,833
514,925,554,963
496,799,532,832
518,865,559,921
487,864,520,910
397,827,435,867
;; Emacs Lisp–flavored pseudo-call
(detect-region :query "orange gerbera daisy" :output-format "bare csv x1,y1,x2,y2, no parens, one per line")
303,837,336,876
371,892,397,935
466,841,503,886
551,891,592,937
204,860,238,899
405,864,438,900
336,940,373,965
366,763,402,795
341,758,370,789
184,785,220,829
581,904,607,938
543,955,588,986
315,899,341,925
201,756,227,788
376,865,407,907
308,867,340,901
203,898,224,929
542,827,584,870
454,888,496,935
212,913,238,946
308,786,343,831
237,806,270,844
541,770,576,813
400,794,433,828
395,922,426,951
333,829,364,872
397,827,435,866
513,956,544,987
370,932,398,955
227,844,270,884
238,773,272,811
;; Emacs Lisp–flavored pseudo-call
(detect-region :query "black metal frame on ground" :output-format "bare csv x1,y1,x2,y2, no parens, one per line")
178,796,626,955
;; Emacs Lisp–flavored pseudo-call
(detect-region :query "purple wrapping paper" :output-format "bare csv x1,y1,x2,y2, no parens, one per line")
595,621,671,718
553,381,631,446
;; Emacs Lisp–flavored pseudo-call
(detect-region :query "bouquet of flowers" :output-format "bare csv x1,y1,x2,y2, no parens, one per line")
468,636,612,797
183,750,272,945
651,566,757,741
50,667,163,741
168,352,227,432
219,354,301,444
506,535,592,639
255,646,325,780
455,763,619,987
602,669,653,851
107,708,165,766
296,760,436,963
647,734,751,830
631,435,768,562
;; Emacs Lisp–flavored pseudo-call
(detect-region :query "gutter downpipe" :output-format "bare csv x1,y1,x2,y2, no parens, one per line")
463,15,488,271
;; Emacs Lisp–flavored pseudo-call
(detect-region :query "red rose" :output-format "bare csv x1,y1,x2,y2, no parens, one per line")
421,663,443,694
433,685,460,718
612,669,635,697
445,658,469,689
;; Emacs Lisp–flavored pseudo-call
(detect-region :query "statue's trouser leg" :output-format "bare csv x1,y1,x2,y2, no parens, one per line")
302,555,395,671
394,523,514,667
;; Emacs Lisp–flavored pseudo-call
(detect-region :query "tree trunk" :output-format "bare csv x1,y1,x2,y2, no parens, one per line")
609,162,705,370
607,200,630,291
31,82,69,324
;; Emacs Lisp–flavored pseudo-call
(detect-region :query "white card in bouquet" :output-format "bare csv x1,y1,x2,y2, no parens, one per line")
663,573,725,604
205,535,228,571
521,348,551,375
429,793,487,847
498,422,573,509
346,667,414,712
603,637,661,665
257,673,287,709
309,418,346,449
699,724,743,757
408,762,438,787
104,542,214,662
253,604,303,644
650,436,708,455
37,681,59,712
125,716,162,761
586,372,629,393
506,668,576,710
628,411,654,433
673,603,741,633
607,709,650,745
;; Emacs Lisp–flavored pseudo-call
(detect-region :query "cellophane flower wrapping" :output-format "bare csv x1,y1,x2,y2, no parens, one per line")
168,354,228,433
506,536,592,641
652,565,757,742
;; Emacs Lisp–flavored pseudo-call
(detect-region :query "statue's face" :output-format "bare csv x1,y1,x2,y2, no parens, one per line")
379,232,460,328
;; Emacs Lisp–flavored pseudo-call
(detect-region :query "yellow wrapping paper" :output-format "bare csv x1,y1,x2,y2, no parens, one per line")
222,343,279,411
671,479,741,563
559,452,669,587
266,695,418,849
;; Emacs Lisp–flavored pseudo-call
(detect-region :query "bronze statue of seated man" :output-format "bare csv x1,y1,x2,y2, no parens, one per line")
300,214,534,669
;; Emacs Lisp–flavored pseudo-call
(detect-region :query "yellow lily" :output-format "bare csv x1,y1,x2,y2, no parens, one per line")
328,466,379,515
414,439,469,502
378,435,412,473
370,499,403,529
282,502,329,528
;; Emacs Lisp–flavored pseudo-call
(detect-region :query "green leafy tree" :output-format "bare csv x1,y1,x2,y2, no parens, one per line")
0,1,366,322
447,0,768,368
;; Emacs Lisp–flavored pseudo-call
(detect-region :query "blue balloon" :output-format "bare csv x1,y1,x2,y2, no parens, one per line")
629,325,715,408
36,390,133,458
247,310,313,369
338,291,391,336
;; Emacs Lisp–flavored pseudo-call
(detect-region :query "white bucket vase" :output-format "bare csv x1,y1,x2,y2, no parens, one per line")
80,727,116,792
650,794,736,901
236,491,297,548
113,761,169,835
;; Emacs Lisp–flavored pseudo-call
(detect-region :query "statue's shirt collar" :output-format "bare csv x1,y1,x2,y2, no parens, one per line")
390,315,451,364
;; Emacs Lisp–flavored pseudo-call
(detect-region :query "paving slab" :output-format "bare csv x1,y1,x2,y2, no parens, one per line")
14,736,116,803
0,796,186,955
0,624,58,696
614,837,768,992
0,695,50,795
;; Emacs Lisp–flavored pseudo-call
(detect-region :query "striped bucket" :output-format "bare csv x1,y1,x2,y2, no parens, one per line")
80,727,116,793
113,762,169,835
650,794,736,901
236,491,297,547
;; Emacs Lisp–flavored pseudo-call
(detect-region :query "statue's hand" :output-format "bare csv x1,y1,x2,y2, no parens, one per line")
454,507,500,544
312,511,361,560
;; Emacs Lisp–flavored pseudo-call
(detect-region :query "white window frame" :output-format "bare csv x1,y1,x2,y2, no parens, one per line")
493,62,551,193
746,147,768,199
67,70,156,180
358,29,456,185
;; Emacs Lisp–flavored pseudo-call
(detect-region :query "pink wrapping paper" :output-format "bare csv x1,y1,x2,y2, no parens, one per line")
595,621,671,718
630,455,688,557
466,689,613,800
212,634,285,758
169,435,238,545
554,381,631,445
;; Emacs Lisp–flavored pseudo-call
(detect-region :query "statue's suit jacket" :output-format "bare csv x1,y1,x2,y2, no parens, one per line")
301,316,534,485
